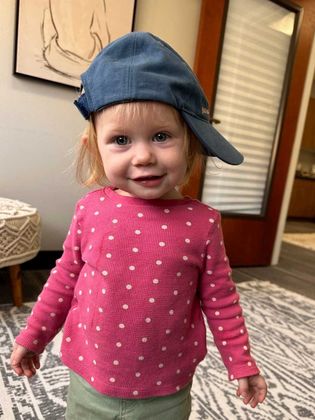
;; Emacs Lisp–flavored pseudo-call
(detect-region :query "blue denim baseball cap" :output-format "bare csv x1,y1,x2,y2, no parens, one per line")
74,32,243,165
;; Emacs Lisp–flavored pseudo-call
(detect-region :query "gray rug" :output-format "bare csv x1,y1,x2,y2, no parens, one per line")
0,281,314,419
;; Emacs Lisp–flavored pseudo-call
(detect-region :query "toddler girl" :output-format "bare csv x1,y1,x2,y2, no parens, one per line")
11,32,267,419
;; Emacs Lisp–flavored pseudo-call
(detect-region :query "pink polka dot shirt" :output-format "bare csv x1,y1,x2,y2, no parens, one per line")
15,187,259,398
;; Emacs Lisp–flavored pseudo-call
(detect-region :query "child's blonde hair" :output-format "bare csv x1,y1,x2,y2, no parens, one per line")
76,102,204,188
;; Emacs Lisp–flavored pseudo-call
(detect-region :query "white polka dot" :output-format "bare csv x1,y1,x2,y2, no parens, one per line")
93,360,97,365
248,361,252,366
158,363,164,368
113,360,119,365
185,238,190,243
98,307,103,313
165,329,171,334
135,372,141,377
116,342,122,347
119,323,125,329
70,273,75,278
161,346,167,351
102,271,108,276
126,284,132,290
218,326,224,331
108,235,114,240
222,341,227,346
95,343,99,349
91,376,95,382
116,203,122,208
169,309,174,315
137,213,144,218
229,356,233,362
94,211,99,216
207,270,213,275
149,298,155,303
89,289,92,295
106,253,112,258
80,205,85,210
133,391,139,396
161,225,168,230
135,229,141,235
173,290,178,295
178,352,183,358
91,227,95,233
33,339,38,345
100,196,105,201
210,283,215,288
102,288,106,294
58,298,63,303
156,260,162,265
96,326,101,331
156,381,162,385
240,329,244,334
112,219,118,224
41,326,47,331
145,318,151,323
194,341,198,346
215,311,220,316
186,221,192,226
183,256,188,261
132,247,139,253
212,297,217,302
230,374,234,380
153,279,159,284
176,369,181,374
122,304,129,310
79,355,84,361
50,312,56,317
109,377,116,383
176,272,182,277
129,265,135,271
243,345,248,350
159,242,166,247
138,356,144,361
209,218,215,223
66,337,71,342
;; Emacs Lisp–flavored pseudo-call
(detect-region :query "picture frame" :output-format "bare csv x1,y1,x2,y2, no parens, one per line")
14,0,137,88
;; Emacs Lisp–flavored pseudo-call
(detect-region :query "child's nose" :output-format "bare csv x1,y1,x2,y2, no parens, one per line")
132,142,156,166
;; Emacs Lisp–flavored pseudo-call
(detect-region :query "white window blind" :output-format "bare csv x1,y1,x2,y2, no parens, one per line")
201,0,295,215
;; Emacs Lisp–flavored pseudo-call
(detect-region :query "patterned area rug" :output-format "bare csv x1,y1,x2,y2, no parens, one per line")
0,280,314,420
282,232,315,252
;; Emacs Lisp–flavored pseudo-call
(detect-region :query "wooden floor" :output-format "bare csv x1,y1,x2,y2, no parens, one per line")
1,221,314,304
233,220,315,300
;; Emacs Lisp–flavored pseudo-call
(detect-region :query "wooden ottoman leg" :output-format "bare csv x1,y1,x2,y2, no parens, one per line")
9,264,23,307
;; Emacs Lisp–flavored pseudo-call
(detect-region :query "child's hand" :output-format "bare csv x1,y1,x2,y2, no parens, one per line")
236,374,267,408
10,343,40,378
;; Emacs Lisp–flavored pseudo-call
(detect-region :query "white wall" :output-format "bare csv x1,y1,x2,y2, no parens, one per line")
0,0,201,250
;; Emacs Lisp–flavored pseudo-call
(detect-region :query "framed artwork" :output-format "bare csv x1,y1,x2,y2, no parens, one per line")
14,0,137,88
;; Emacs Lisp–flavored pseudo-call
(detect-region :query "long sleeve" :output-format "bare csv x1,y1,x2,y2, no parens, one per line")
199,212,260,380
15,201,85,353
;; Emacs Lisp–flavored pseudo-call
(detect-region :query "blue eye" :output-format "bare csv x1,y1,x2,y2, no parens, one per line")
153,132,169,142
114,136,129,146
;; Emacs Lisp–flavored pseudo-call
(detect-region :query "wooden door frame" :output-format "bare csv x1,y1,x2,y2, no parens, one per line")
183,0,315,266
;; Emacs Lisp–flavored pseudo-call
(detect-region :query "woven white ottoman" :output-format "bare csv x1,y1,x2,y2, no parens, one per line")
0,198,41,306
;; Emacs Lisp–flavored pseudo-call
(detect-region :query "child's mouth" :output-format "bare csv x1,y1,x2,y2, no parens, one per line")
132,175,164,186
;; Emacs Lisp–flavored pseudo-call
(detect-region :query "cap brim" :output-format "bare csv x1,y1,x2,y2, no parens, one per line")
181,111,244,165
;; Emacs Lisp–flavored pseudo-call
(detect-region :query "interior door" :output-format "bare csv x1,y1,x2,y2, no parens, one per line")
183,0,315,266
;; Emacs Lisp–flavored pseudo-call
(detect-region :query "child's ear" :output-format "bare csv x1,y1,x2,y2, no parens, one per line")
81,133,88,146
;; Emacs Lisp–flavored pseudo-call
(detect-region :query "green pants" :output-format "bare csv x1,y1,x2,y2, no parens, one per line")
65,371,192,420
